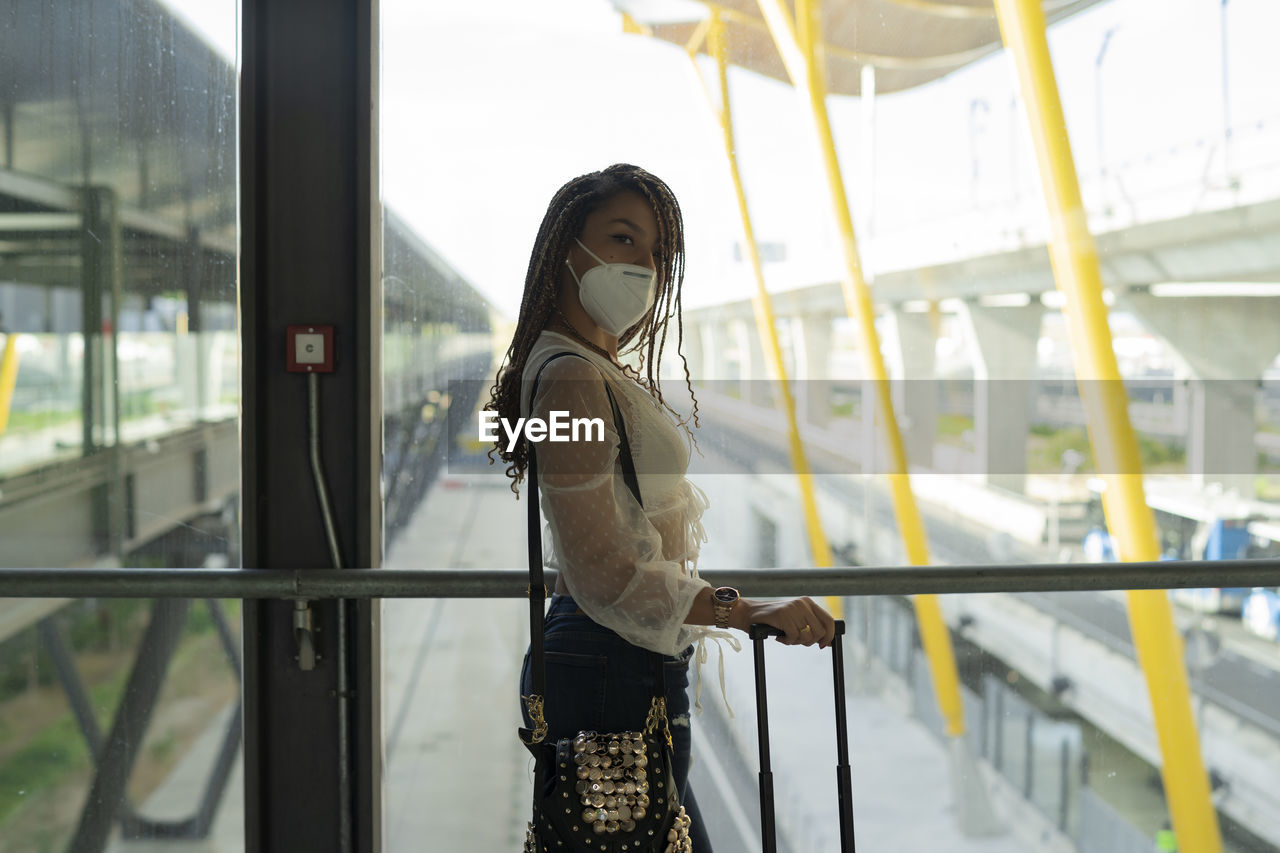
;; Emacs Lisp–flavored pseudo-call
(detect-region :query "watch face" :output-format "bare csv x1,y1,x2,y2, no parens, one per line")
713,587,739,604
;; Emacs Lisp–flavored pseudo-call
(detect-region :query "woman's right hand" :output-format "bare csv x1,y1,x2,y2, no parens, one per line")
733,596,836,649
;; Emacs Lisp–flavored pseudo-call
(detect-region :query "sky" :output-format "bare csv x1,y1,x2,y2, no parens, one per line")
159,0,1280,319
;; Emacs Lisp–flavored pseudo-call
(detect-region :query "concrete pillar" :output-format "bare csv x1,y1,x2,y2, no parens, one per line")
1187,380,1257,495
81,187,121,454
734,318,773,408
958,301,1043,494
1121,293,1280,496
797,312,834,428
699,321,726,383
679,318,705,383
179,229,205,421
885,306,938,469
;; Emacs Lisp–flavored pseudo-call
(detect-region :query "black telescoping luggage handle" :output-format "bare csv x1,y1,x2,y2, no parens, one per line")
749,620,855,853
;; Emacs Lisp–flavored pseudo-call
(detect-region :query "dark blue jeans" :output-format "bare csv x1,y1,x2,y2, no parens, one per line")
520,594,714,852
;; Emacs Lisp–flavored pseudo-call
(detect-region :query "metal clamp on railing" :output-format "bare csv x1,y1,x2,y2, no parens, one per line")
294,599,317,670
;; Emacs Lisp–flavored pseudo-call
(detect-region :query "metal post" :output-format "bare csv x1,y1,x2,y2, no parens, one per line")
980,678,990,760
80,186,124,557
992,1,1223,849
993,685,1004,774
69,599,192,852
690,13,838,612
1024,711,1035,799
240,0,382,850
753,0,969,752
37,617,105,759
183,229,207,420
1059,737,1071,832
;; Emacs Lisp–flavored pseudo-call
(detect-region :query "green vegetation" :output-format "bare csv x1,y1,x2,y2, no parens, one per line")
0,599,241,832
119,389,157,420
147,728,178,764
0,408,80,435
0,670,128,825
0,600,151,703
1025,424,1185,473
937,413,974,442
830,400,855,418
1027,425,1094,473
1136,434,1184,469
1256,476,1280,500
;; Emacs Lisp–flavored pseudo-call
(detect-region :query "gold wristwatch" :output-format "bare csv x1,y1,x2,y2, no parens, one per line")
712,586,740,629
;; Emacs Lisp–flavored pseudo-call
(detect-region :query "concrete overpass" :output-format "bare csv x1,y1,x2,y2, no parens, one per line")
678,196,1280,497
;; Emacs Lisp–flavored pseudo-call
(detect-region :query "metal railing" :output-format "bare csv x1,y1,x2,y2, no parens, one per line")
0,558,1277,599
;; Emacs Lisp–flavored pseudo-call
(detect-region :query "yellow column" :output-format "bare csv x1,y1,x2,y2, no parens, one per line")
755,0,965,738
699,16,839,610
992,1,1222,850
0,332,18,436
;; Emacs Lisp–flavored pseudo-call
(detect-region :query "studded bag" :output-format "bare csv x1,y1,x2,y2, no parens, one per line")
518,352,695,853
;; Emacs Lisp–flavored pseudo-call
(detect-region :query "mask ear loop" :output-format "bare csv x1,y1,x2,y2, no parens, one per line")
564,256,582,286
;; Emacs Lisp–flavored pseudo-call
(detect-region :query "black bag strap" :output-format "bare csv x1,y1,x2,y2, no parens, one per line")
525,351,664,723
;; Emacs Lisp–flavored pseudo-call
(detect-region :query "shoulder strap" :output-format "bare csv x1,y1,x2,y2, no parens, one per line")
526,352,641,507
524,351,660,727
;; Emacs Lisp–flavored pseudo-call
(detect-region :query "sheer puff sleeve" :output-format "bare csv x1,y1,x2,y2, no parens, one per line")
526,355,710,656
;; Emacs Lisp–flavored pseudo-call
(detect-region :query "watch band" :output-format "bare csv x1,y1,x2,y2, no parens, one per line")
712,587,739,629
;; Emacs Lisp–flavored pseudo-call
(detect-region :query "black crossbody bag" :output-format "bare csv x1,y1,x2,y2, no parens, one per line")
519,351,694,853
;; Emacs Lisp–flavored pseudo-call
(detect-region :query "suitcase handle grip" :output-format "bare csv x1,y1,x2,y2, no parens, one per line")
749,623,785,640
749,620,846,641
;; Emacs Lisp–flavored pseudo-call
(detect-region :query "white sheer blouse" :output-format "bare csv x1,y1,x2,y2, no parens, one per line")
519,331,715,658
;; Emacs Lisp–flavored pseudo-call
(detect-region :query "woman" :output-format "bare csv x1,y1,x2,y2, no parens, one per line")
487,163,834,849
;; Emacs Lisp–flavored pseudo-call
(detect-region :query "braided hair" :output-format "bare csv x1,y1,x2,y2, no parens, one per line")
486,163,701,494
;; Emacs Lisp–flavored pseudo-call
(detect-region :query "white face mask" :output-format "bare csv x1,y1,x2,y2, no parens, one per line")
565,238,657,337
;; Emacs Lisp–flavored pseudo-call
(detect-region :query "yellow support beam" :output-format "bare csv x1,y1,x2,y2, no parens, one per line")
991,1,1223,851
698,13,839,614
0,332,18,436
755,0,966,738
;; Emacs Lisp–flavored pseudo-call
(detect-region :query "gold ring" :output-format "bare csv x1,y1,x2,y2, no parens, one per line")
800,624,812,633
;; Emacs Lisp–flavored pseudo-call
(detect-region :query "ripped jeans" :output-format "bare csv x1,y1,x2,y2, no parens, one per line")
519,594,714,852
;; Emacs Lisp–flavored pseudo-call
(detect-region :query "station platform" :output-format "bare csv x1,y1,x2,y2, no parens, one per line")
378,472,1042,851
109,470,1043,852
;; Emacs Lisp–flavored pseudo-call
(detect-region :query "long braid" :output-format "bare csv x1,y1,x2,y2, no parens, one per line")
485,164,700,494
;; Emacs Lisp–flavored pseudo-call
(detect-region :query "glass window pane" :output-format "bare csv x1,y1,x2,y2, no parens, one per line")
1,1,240,849
381,0,1280,849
